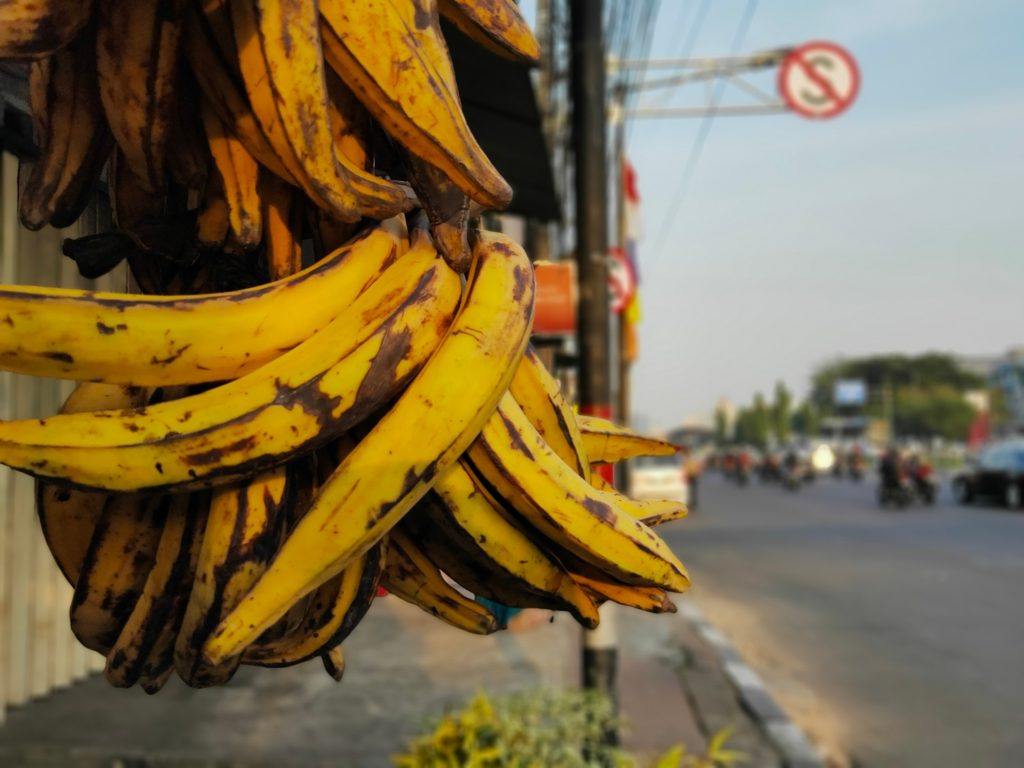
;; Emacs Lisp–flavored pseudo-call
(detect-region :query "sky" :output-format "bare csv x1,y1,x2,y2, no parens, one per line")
527,1,1024,430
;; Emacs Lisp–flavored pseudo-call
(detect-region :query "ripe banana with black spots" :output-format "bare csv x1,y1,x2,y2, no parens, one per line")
105,491,206,687
2,0,692,691
243,543,383,668
510,347,589,477
184,2,295,182
423,461,599,627
200,100,262,249
0,0,94,60
20,27,112,231
578,415,679,464
261,174,303,280
382,530,498,636
322,646,345,681
36,383,150,584
203,231,534,663
0,224,398,384
320,0,512,209
70,493,169,653
439,0,541,65
96,0,185,193
174,468,288,687
469,395,690,592
0,240,458,490
589,473,688,528
230,0,413,222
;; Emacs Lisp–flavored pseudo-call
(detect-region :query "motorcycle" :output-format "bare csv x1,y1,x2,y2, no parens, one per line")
877,474,913,508
911,463,936,505
848,457,865,481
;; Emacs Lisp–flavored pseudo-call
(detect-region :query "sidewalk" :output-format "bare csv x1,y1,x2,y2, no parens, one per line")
0,596,779,767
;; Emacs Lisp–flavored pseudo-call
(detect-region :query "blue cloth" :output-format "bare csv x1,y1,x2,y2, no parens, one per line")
473,596,522,628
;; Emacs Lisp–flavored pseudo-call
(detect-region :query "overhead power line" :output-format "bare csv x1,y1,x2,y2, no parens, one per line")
651,0,760,256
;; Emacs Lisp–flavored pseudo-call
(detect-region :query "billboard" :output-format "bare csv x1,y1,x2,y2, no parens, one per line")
834,379,867,407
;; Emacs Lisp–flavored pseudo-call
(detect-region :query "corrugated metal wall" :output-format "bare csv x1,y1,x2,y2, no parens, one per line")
0,151,125,722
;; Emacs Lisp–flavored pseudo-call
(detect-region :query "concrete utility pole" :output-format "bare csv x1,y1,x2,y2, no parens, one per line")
570,0,618,729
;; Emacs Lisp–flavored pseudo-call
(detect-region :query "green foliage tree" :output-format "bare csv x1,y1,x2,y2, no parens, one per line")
893,385,977,440
989,387,1011,429
810,352,983,410
809,352,984,440
713,405,729,445
792,400,820,437
771,380,792,443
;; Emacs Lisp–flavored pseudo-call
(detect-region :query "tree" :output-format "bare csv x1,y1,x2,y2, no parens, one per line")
792,400,820,437
748,393,770,449
771,381,792,443
714,405,729,445
893,385,977,440
810,352,983,411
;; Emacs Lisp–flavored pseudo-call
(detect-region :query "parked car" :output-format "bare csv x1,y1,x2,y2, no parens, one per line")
631,455,688,505
953,439,1024,509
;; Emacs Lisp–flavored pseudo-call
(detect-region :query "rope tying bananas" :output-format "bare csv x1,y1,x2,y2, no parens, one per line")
2,0,690,693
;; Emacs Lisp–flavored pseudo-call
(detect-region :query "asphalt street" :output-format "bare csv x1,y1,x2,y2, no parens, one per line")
661,473,1024,767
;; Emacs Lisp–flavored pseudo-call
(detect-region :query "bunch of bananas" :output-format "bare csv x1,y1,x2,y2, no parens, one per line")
0,0,689,694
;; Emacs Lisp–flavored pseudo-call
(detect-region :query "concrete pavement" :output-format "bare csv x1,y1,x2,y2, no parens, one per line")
0,589,778,766
664,474,1024,767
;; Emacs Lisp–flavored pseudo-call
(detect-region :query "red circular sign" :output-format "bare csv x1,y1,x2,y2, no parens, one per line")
778,41,860,119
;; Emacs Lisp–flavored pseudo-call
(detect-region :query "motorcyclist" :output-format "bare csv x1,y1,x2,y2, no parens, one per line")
908,453,935,503
879,446,902,490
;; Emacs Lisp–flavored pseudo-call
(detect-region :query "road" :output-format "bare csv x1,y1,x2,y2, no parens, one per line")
661,474,1024,767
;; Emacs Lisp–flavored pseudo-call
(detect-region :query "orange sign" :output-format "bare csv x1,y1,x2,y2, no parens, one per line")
532,261,577,336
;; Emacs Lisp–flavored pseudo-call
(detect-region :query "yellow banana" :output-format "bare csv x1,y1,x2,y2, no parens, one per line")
0,0,94,60
424,461,598,627
574,570,677,614
36,383,151,585
174,469,287,687
0,241,459,491
70,493,168,653
578,415,678,464
204,231,534,663
19,28,113,231
588,473,688,528
105,491,206,687
382,530,498,636
261,173,303,280
184,2,295,183
95,0,185,193
439,0,541,65
130,500,208,693
242,543,384,667
324,68,372,170
320,0,512,209
509,347,589,478
196,170,231,248
468,395,690,591
322,646,345,681
0,224,398,384
229,0,413,221
509,352,686,524
200,100,262,249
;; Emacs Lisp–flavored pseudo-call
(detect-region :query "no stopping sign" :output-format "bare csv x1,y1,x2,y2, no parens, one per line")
779,41,859,119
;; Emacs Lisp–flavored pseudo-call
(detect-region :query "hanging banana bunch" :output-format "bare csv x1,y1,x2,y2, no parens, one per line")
1,0,691,693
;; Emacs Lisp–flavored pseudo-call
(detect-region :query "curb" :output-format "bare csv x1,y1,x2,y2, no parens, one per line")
677,602,825,768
